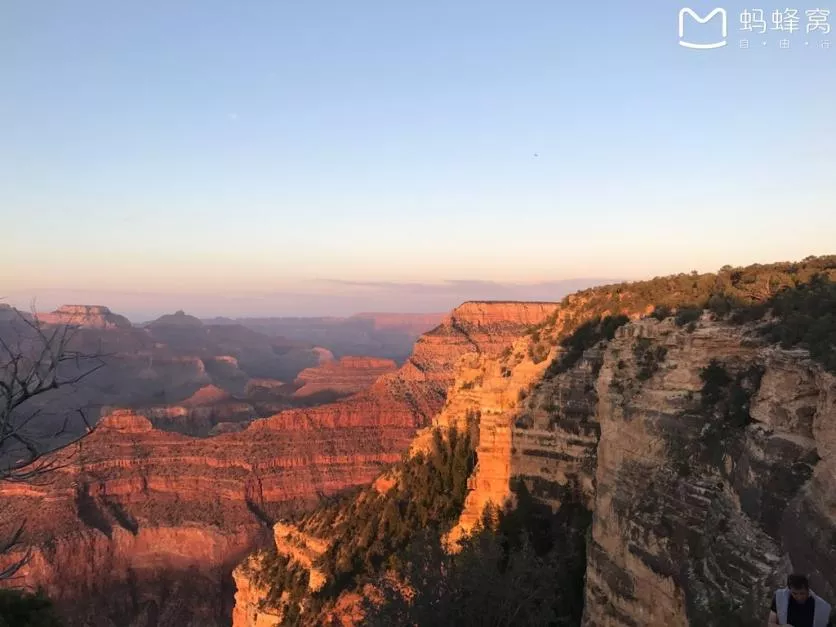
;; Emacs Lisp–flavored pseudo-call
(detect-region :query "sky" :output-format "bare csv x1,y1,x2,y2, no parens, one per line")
2,0,834,318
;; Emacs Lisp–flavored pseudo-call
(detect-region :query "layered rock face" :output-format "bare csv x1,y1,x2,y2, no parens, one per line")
38,304,133,329
0,407,411,626
230,259,836,627
447,311,835,626
582,319,835,626
229,302,560,627
444,309,835,625
1,301,547,627
293,356,398,398
446,302,604,542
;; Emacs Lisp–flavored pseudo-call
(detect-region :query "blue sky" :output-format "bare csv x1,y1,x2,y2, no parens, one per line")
2,0,834,317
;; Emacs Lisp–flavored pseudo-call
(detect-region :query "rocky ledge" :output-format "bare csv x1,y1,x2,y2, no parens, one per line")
293,356,398,398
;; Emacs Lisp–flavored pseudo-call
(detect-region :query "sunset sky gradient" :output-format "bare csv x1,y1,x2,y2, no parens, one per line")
3,0,834,316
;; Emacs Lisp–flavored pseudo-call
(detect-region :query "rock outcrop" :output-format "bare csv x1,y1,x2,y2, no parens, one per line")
581,318,835,626
293,356,398,398
446,303,835,626
138,384,257,436
39,304,133,329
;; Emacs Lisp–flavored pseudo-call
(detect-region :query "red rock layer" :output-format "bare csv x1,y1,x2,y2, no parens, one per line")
0,301,553,627
293,356,398,398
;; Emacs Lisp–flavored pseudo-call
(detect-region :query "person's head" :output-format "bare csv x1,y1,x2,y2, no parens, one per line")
787,574,811,602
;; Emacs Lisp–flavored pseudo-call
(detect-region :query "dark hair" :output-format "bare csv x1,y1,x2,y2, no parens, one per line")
787,574,810,590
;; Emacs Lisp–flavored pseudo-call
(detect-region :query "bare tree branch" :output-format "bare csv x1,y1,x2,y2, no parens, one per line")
0,306,109,580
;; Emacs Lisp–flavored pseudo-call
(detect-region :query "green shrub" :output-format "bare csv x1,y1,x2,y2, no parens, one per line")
675,307,702,327
758,273,836,372
362,481,590,627
651,305,672,321
528,342,549,364
545,315,630,378
634,339,667,381
699,360,764,428
700,360,732,407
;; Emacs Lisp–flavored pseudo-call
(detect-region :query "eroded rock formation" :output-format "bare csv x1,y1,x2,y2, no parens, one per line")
231,259,836,627
293,357,398,398
38,304,133,329
1,301,549,627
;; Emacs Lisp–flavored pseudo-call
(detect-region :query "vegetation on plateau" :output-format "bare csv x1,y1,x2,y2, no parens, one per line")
544,314,630,378
536,256,836,375
249,424,476,623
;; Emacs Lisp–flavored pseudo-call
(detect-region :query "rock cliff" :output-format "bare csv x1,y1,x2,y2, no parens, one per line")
581,317,835,626
230,257,836,627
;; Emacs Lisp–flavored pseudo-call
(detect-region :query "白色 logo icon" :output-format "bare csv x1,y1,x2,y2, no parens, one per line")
679,7,728,49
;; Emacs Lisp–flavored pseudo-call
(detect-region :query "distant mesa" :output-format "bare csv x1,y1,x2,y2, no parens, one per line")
147,310,204,328
293,355,399,398
38,304,132,329
351,312,446,330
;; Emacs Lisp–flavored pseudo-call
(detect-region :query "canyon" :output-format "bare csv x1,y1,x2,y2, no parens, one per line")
203,313,445,363
0,301,557,626
0,305,333,446
231,257,836,627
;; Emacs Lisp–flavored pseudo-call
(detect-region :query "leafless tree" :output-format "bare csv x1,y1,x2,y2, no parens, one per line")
0,308,107,579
